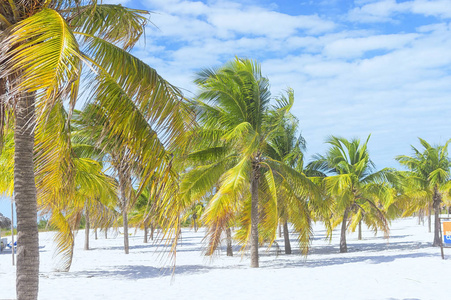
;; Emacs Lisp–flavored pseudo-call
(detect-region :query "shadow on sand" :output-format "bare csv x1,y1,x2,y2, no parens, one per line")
52,264,212,280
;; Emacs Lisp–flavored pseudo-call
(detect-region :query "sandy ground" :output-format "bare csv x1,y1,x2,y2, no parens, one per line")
0,217,450,300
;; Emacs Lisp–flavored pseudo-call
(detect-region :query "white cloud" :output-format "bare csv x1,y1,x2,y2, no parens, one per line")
101,0,133,4
207,10,335,37
145,0,336,40
348,0,451,23
322,33,419,59
121,0,451,168
411,0,451,18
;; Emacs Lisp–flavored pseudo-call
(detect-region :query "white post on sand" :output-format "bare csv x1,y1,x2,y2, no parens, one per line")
11,197,15,266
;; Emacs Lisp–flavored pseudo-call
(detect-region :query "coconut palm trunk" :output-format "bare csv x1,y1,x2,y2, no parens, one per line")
14,93,39,300
283,221,292,254
84,209,90,250
340,208,349,253
433,185,442,246
250,163,260,268
119,170,130,254
428,205,432,233
143,224,148,243
118,160,130,254
358,219,362,240
226,227,233,257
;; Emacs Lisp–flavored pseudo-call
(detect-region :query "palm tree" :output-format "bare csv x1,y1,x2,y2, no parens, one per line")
311,136,394,253
75,103,181,254
179,59,317,267
0,2,189,298
396,138,451,246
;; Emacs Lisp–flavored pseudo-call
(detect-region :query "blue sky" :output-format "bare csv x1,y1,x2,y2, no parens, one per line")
2,0,451,219
108,0,451,170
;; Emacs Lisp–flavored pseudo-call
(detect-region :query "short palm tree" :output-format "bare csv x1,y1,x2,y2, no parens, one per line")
0,2,188,298
311,136,395,253
396,138,451,246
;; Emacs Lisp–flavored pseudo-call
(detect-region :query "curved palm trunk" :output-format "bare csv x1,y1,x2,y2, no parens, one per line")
428,205,432,233
433,185,442,247
340,208,349,253
84,209,90,250
14,94,39,300
94,227,98,240
250,163,259,268
226,227,233,257
283,221,291,255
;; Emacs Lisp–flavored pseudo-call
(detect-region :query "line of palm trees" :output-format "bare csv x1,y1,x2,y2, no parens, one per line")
1,2,450,300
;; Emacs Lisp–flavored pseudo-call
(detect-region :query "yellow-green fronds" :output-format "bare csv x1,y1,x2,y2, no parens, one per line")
349,209,363,233
286,197,312,255
81,35,192,151
48,207,80,272
233,192,275,250
74,157,117,203
35,103,75,211
277,179,314,252
396,189,431,217
1,8,81,117
186,146,230,166
69,4,149,50
233,194,252,250
180,158,231,203
202,163,249,254
324,174,354,200
331,213,343,230
256,168,279,248
203,207,236,256
201,158,251,255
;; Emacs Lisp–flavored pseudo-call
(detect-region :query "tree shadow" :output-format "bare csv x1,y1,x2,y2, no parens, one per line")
262,251,437,269
93,241,200,253
52,264,212,280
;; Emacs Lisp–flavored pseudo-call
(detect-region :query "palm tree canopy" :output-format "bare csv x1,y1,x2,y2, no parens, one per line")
170,58,320,257
0,0,192,273
311,135,395,237
396,138,451,189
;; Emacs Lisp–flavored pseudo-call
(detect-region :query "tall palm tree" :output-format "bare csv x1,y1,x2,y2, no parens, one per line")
311,136,395,253
179,59,316,267
396,138,451,246
0,2,189,298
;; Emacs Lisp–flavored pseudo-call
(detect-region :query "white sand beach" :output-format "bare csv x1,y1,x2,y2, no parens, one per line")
1,217,450,300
